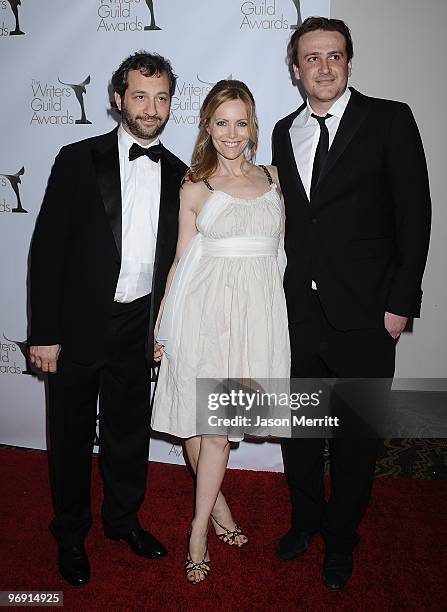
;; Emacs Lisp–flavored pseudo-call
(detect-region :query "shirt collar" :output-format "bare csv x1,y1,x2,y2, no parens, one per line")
300,87,351,125
118,124,160,158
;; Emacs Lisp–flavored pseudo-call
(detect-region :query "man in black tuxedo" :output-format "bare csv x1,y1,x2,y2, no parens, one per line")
29,52,187,586
273,18,431,589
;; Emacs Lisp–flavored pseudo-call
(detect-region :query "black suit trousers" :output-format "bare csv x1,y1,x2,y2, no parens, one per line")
47,294,151,545
282,291,396,554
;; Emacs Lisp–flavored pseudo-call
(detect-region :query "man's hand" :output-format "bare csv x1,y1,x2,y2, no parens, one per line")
154,342,164,363
29,344,61,373
384,312,408,340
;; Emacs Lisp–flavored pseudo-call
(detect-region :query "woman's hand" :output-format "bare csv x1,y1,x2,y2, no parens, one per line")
154,342,164,362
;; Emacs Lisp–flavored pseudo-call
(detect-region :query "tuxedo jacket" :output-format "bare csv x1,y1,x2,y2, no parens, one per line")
29,128,187,362
272,87,431,330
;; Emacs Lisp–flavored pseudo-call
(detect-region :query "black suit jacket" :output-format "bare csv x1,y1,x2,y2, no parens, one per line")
29,128,187,362
272,88,431,330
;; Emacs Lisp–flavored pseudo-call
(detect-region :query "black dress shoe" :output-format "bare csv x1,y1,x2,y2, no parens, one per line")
105,527,167,559
322,552,353,591
57,542,90,587
276,529,314,561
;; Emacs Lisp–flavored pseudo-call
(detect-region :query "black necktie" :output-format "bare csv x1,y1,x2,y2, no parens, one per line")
310,113,332,194
128,142,162,163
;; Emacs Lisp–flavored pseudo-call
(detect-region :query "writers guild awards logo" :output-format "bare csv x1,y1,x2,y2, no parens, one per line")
144,0,161,30
0,0,25,36
1,334,33,375
171,74,232,126
289,0,302,29
0,166,27,213
97,0,162,33
30,75,93,126
58,76,92,124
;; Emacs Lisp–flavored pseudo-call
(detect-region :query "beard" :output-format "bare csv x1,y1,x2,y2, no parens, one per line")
121,102,169,142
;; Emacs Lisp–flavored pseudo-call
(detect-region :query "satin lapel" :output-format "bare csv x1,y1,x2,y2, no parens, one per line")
148,150,180,353
92,130,122,258
316,89,370,190
277,102,308,203
152,150,179,287
285,129,308,203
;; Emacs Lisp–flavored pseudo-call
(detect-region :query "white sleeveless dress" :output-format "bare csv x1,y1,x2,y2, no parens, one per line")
151,173,290,439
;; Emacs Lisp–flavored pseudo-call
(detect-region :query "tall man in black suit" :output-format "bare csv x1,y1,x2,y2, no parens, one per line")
29,52,187,586
272,18,431,590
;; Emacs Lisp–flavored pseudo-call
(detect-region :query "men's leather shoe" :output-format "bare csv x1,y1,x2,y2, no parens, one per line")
105,527,167,559
322,552,353,591
276,529,314,560
57,542,90,587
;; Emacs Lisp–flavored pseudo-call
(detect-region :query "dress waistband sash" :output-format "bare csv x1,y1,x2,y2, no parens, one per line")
201,236,279,258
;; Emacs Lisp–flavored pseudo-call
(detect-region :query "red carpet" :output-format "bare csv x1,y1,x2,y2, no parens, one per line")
1,447,446,611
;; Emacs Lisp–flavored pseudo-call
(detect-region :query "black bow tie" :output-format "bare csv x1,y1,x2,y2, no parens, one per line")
128,142,162,163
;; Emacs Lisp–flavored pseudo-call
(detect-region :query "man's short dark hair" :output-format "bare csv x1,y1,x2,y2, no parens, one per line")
289,17,353,66
112,51,177,100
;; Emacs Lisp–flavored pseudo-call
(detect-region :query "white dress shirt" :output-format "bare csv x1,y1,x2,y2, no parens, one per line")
290,87,351,201
114,125,161,303
289,88,351,289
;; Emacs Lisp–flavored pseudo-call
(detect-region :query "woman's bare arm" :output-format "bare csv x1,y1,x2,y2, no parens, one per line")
154,181,205,359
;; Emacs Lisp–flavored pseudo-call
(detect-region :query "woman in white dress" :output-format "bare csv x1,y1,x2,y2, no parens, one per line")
151,80,290,583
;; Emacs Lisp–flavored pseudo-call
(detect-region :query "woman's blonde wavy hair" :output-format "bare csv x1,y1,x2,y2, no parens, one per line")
187,79,259,183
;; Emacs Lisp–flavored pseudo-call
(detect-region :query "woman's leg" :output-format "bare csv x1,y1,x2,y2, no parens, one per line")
185,436,230,581
185,437,247,545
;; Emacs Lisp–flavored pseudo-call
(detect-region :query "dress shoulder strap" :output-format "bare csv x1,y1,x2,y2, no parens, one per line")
203,177,214,191
259,164,273,185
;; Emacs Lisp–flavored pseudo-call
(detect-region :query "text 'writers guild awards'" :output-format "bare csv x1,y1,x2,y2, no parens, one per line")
3,335,33,375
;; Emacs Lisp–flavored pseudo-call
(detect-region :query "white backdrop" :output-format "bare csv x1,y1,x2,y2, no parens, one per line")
0,0,330,471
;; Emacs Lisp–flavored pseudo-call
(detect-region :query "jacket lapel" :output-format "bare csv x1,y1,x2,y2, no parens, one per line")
286,132,309,204
152,147,179,292
148,147,182,361
316,88,370,191
92,128,122,258
278,102,309,203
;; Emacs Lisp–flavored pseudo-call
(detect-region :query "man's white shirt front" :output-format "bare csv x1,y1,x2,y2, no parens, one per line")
289,88,351,288
114,125,161,303
290,87,351,200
